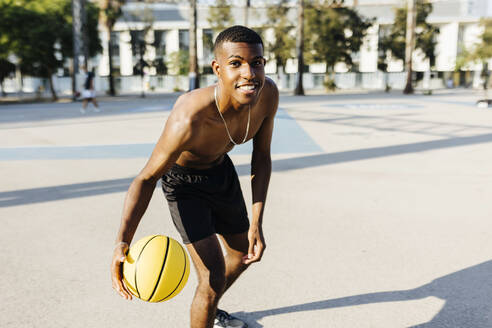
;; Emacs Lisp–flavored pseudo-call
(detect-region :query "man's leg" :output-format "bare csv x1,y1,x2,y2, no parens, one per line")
218,231,249,294
81,99,88,113
92,97,100,111
186,235,226,328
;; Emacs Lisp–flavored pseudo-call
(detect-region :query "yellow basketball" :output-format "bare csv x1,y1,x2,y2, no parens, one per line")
122,235,190,302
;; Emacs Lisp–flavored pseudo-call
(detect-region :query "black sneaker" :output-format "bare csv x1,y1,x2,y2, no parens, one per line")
214,309,248,328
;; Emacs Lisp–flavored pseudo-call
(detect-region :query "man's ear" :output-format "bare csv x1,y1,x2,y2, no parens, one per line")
212,59,220,76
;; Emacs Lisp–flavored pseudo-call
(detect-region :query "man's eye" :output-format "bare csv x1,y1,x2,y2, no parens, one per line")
229,61,240,67
253,60,264,67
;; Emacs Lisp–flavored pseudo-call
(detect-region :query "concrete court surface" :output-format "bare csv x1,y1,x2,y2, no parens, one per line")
1,89,492,328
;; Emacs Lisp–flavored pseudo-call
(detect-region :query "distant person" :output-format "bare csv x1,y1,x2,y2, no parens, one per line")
81,65,100,113
446,77,454,89
111,26,278,328
481,65,490,90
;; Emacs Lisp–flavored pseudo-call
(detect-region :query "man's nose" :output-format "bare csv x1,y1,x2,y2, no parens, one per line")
241,64,255,79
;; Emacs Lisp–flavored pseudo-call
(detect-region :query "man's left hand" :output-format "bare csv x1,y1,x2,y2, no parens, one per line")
243,225,266,264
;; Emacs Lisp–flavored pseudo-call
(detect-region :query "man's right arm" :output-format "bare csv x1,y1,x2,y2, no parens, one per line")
111,96,195,299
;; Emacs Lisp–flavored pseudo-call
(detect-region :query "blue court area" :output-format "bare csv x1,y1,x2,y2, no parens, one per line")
323,103,424,110
422,98,478,108
0,109,322,161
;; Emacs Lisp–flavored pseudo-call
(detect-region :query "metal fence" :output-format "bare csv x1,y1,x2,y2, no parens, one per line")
2,71,487,97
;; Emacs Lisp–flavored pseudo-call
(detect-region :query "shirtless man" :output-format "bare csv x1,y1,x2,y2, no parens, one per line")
110,26,278,328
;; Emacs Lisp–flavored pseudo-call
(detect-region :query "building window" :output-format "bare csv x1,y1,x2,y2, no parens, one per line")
110,31,120,73
179,29,189,51
203,29,214,64
154,30,168,75
377,25,390,55
130,30,145,58
130,30,148,75
110,31,120,57
154,30,167,58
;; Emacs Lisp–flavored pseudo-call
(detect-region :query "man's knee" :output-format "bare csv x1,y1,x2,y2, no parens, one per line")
197,269,226,299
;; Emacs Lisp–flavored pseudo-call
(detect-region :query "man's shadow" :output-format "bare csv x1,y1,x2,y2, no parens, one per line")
233,260,492,327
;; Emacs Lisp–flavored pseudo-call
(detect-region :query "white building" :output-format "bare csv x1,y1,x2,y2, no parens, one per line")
97,0,491,90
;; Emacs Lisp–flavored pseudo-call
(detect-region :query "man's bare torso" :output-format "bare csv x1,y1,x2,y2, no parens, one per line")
171,78,276,169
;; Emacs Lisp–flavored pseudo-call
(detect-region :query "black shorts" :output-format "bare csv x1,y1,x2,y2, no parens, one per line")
161,154,249,244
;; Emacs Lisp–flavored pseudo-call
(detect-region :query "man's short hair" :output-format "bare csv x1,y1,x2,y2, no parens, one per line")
213,25,263,56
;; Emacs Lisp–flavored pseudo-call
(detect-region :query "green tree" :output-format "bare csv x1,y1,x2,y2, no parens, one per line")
0,0,101,100
122,2,154,97
207,0,234,34
0,58,15,96
0,3,15,97
304,1,373,90
205,0,233,72
472,18,492,90
59,0,102,60
455,18,492,90
379,1,439,70
0,3,63,100
167,50,189,76
266,0,295,74
455,45,472,72
473,19,492,61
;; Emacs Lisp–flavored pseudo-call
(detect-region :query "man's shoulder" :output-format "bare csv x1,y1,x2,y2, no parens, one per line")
260,77,279,104
171,86,214,123
264,77,278,93
257,77,279,116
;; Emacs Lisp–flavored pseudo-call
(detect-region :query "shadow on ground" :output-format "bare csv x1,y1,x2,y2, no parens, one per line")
2,132,492,207
233,260,492,327
0,177,134,207
237,132,492,175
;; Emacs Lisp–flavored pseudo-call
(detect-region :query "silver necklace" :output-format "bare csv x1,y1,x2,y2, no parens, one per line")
214,86,250,145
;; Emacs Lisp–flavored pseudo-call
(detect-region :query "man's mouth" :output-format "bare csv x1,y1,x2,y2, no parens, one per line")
236,82,260,93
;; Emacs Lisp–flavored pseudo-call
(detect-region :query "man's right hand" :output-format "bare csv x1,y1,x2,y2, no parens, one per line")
111,242,133,300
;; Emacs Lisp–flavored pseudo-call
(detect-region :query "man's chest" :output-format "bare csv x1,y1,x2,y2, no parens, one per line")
189,113,266,156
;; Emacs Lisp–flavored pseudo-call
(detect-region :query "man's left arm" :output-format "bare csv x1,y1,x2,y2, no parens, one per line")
243,86,278,265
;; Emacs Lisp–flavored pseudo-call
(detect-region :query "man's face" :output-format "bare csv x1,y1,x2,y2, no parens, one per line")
212,41,266,106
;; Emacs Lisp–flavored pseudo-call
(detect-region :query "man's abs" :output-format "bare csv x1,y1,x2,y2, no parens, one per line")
175,151,228,170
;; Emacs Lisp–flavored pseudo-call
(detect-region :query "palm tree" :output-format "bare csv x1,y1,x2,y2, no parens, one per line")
99,0,125,96
294,0,305,96
403,0,416,94
189,0,199,90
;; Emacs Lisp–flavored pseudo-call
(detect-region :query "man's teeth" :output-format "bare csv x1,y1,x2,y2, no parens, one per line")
239,85,255,90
